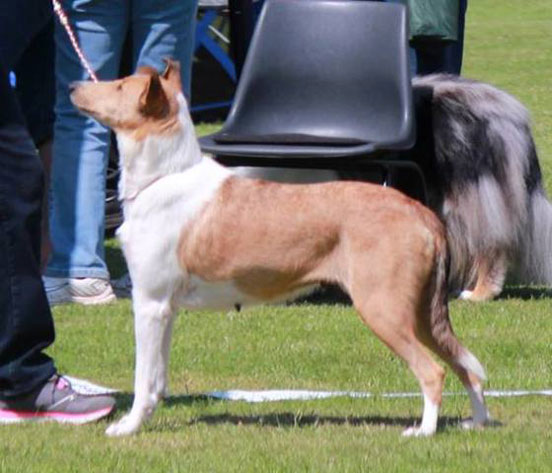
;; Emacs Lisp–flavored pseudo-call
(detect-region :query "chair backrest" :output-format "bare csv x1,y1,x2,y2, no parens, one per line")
217,0,414,151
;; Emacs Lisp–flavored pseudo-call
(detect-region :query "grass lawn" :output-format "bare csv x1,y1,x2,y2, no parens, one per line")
2,1,551,471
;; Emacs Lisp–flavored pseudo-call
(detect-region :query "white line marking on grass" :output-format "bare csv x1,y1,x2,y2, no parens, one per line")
59,380,552,402
205,389,552,403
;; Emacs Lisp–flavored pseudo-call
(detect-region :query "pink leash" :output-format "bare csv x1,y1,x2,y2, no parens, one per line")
52,0,99,82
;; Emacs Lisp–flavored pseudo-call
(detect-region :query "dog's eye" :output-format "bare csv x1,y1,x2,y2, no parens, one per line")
117,83,123,91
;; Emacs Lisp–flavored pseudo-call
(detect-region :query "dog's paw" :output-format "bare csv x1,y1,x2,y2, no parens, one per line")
458,290,474,300
461,418,482,430
402,425,436,437
105,415,142,437
458,289,497,302
461,417,501,430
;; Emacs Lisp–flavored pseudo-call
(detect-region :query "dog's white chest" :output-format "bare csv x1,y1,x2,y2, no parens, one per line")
176,274,320,311
177,275,258,310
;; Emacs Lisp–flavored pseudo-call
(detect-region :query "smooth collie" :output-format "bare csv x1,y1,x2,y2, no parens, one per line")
69,61,489,437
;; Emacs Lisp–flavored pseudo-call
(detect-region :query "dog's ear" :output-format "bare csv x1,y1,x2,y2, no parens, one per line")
139,72,170,118
162,58,182,92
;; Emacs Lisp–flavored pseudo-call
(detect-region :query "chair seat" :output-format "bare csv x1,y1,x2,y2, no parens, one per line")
199,134,377,158
214,131,367,146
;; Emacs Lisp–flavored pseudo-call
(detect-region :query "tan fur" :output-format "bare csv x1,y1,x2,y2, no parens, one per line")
177,176,489,432
179,177,434,298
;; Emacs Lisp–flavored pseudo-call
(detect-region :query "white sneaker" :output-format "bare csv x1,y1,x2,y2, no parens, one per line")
43,276,116,306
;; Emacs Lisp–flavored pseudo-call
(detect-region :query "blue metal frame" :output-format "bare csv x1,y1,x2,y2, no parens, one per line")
194,9,236,82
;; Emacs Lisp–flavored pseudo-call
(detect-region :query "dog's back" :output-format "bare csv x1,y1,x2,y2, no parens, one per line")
178,177,442,302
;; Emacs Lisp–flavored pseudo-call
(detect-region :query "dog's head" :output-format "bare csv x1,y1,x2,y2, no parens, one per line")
70,59,183,139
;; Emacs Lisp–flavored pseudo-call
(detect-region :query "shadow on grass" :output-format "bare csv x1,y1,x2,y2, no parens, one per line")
499,286,552,300
292,284,352,306
295,284,552,305
287,283,552,305
188,412,465,431
113,392,224,411
113,392,468,433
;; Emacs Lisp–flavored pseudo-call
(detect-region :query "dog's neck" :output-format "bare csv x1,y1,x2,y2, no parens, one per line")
116,94,202,204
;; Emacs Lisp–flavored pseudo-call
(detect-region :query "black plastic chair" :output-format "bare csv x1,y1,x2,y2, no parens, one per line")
199,0,427,201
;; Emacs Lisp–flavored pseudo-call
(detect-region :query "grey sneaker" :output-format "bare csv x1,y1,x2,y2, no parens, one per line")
43,276,116,306
0,375,116,424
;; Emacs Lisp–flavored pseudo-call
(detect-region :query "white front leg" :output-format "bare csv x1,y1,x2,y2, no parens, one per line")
106,297,175,437
156,315,175,399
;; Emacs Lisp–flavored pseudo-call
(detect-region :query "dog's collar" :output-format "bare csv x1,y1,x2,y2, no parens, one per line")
120,175,165,204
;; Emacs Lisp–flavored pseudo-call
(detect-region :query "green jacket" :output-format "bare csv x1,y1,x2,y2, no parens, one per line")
398,0,460,43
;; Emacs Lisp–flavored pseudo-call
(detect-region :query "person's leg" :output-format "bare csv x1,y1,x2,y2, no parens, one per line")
0,3,116,423
14,20,56,149
414,43,449,76
443,0,467,75
13,20,56,272
38,139,53,272
0,56,57,397
131,0,198,97
0,0,56,398
414,0,467,75
47,0,129,286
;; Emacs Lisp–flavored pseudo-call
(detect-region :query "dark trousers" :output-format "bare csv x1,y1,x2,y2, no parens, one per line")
382,0,468,76
14,19,56,147
414,0,468,75
0,0,56,398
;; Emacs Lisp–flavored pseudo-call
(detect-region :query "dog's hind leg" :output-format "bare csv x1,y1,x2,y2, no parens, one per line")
106,295,175,437
454,366,489,430
351,294,446,437
424,337,490,429
416,288,491,429
459,250,508,302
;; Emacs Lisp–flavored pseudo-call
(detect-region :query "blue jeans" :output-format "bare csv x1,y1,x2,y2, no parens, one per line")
0,0,57,397
47,0,198,279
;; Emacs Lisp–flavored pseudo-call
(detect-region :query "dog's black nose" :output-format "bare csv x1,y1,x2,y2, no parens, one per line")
68,81,79,93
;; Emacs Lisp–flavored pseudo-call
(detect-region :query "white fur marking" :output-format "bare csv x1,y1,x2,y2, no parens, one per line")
464,383,490,427
402,393,439,437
